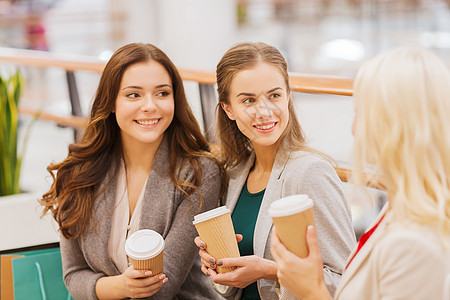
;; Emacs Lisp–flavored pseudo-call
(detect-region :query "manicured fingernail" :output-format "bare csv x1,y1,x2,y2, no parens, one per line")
159,274,165,280
145,271,152,276
209,257,215,264
210,263,215,268
308,225,314,230
163,278,168,283
207,270,210,276
216,260,223,266
200,243,205,249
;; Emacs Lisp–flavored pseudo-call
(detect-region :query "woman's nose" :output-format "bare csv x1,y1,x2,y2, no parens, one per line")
255,97,274,118
141,95,157,112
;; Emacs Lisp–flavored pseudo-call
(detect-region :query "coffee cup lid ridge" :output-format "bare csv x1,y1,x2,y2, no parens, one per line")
193,206,230,225
125,229,164,260
269,194,313,217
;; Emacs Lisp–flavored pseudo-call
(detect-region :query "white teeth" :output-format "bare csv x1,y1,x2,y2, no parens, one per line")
137,119,159,125
255,123,276,130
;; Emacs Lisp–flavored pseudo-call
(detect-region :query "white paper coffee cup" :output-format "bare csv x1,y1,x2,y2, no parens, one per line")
269,195,315,258
193,206,240,273
125,229,164,273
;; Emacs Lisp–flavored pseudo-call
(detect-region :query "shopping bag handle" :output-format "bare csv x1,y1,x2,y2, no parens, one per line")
35,262,73,300
35,262,48,300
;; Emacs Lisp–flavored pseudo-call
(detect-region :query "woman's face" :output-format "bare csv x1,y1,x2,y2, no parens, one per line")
115,60,174,149
221,62,290,149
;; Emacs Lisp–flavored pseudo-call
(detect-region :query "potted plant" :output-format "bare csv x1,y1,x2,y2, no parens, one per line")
0,70,30,196
0,70,60,253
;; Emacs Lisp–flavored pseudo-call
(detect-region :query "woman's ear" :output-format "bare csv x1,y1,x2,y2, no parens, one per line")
221,102,235,120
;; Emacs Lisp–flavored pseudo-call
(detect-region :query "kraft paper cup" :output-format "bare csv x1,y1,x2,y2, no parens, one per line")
269,194,315,258
125,229,164,274
193,206,240,273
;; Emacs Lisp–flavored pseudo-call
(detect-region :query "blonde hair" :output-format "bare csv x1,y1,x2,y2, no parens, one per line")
352,47,450,244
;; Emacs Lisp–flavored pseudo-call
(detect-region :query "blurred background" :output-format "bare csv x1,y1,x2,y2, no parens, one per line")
2,0,450,237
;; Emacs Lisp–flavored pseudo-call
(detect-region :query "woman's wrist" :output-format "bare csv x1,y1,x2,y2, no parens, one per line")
95,274,126,299
261,258,278,281
304,282,332,300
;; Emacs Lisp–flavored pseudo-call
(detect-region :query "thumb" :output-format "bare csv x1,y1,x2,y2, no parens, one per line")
305,225,321,259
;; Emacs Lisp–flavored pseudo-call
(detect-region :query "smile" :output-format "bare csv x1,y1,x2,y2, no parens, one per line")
254,122,277,130
136,119,160,125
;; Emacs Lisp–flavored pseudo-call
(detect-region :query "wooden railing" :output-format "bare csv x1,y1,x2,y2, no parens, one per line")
0,47,384,190
0,47,353,129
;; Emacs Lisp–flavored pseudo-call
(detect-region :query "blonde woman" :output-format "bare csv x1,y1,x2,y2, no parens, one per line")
194,42,356,299
271,47,450,300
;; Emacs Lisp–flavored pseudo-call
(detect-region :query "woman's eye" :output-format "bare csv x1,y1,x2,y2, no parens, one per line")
127,92,140,99
156,91,170,97
243,98,255,104
269,93,281,99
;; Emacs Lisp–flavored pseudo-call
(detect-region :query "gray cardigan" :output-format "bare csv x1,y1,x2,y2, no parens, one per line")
60,138,224,300
216,150,357,299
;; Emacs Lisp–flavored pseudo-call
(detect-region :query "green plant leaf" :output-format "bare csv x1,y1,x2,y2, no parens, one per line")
0,70,23,196
0,76,8,195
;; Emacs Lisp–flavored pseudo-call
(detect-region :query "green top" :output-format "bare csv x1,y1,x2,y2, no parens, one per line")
231,182,265,300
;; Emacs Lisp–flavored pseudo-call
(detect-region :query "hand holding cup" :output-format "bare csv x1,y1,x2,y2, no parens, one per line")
193,206,240,273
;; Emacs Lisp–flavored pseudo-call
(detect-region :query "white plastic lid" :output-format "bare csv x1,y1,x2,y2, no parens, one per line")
125,229,164,260
268,194,313,217
192,206,230,225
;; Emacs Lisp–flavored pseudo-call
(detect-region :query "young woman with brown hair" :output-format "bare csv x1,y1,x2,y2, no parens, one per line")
41,43,225,300
195,42,356,299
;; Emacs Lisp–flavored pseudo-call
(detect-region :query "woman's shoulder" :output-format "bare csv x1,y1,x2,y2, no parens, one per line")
179,155,223,184
285,150,335,174
199,156,222,176
375,220,449,264
367,219,450,299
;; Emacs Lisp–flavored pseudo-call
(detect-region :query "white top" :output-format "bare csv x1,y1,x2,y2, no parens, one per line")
108,162,148,272
268,194,313,217
193,206,230,225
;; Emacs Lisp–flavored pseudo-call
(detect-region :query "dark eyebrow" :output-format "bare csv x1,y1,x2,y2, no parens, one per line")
156,84,172,89
267,87,282,93
122,85,143,91
122,84,172,91
236,87,282,98
236,92,255,97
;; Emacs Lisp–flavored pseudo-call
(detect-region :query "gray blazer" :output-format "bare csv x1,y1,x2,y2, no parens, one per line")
217,150,356,299
60,138,225,300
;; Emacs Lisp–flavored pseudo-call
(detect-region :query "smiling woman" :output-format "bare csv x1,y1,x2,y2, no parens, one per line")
115,60,175,151
194,42,357,300
221,62,290,151
39,43,225,300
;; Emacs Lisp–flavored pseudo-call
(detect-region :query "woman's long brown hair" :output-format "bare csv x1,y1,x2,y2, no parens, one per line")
40,43,224,239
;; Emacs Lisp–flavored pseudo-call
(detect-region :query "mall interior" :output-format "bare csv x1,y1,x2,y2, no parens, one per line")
0,0,449,296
